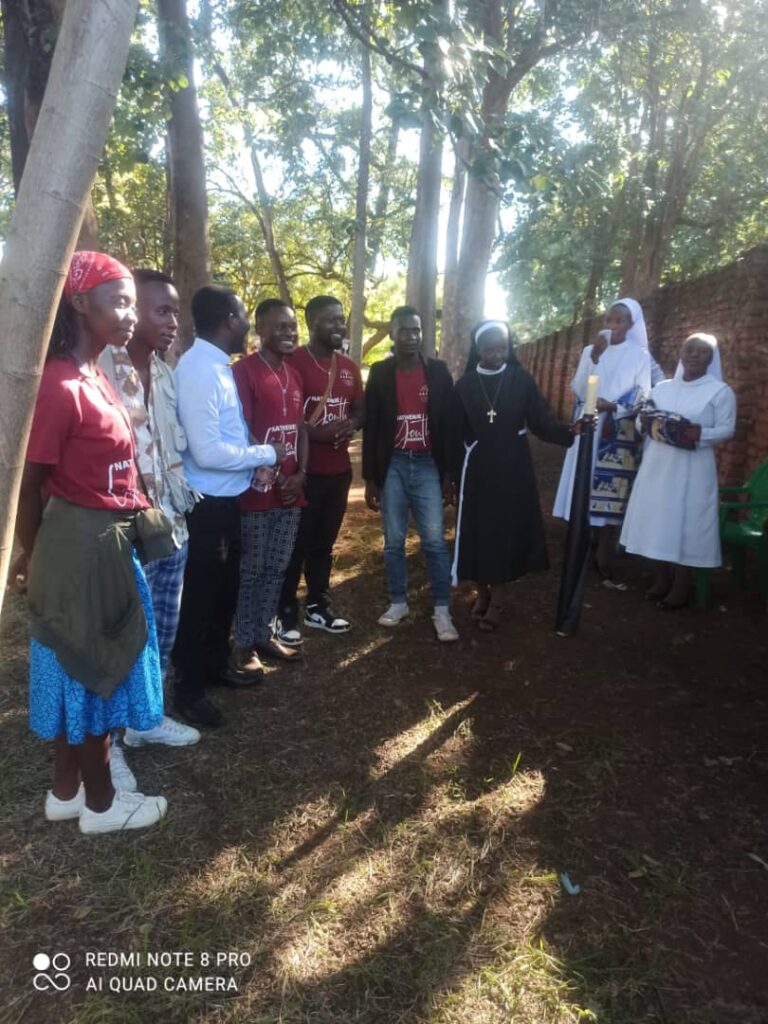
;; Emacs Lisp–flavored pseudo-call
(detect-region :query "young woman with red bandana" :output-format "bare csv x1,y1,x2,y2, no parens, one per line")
12,252,169,834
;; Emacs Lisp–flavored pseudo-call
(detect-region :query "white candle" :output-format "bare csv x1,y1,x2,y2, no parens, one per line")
584,375,599,416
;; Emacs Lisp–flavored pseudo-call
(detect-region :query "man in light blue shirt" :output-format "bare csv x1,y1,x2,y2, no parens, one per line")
172,285,285,728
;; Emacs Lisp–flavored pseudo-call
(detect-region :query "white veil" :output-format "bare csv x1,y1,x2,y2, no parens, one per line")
611,297,648,349
674,332,723,382
610,296,665,385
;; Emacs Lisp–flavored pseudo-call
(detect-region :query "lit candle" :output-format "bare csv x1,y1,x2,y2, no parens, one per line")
584,375,599,416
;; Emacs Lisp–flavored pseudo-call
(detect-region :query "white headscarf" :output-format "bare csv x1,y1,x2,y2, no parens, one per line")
473,320,508,345
674,332,724,382
610,297,666,385
610,297,648,349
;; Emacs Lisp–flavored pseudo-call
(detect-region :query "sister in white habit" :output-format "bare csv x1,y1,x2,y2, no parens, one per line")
553,298,652,583
620,333,736,608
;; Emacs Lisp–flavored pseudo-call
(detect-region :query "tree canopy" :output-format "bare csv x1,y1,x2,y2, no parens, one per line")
1,0,766,355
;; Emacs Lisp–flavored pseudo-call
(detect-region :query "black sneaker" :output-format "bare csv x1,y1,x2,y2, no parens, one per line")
304,604,351,634
275,617,303,647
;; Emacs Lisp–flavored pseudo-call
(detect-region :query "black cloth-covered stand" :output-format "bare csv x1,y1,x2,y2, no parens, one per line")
555,415,595,636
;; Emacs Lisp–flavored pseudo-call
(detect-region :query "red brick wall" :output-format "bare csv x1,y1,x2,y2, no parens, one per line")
517,244,768,484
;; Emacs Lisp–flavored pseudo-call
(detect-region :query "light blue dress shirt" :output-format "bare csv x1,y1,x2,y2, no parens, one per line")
175,338,276,497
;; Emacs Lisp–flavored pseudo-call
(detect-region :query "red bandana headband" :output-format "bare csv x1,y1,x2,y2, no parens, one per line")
64,250,131,301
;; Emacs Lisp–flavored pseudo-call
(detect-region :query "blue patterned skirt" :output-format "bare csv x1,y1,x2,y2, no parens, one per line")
29,552,165,744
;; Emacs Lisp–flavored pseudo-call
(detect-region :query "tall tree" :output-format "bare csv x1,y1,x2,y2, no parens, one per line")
440,0,553,367
367,112,399,276
615,11,763,295
0,0,63,191
496,0,768,338
441,136,468,370
440,0,638,368
0,0,138,619
405,0,448,357
202,39,294,305
157,0,211,350
348,43,373,364
0,0,99,246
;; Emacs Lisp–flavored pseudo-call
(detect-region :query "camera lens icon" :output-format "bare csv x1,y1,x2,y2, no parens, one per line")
33,952,71,992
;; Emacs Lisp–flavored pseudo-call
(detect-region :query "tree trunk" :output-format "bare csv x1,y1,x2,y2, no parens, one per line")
348,44,372,365
1,0,99,249
405,0,447,358
439,136,468,368
367,114,399,276
247,135,293,306
580,195,624,320
440,0,551,371
442,171,499,374
439,0,519,372
581,242,609,321
203,54,292,307
405,108,443,358
621,50,715,297
0,0,139,619
158,0,211,352
0,0,56,191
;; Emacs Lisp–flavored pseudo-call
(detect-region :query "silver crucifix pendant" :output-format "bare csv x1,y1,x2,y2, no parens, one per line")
487,409,497,423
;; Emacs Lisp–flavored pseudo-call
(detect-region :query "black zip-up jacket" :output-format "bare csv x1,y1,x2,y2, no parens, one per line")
362,355,454,487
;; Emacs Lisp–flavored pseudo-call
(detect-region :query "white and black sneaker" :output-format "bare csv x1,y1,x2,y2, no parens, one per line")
304,604,351,634
275,617,304,648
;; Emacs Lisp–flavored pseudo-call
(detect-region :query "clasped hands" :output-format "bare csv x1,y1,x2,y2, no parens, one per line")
638,412,701,445
312,419,356,449
365,475,456,513
267,441,304,507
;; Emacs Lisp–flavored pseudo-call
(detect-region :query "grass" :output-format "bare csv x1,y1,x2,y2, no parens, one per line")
0,646,594,1024
2,446,768,1023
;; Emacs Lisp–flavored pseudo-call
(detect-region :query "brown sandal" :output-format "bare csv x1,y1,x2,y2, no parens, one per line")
478,604,503,632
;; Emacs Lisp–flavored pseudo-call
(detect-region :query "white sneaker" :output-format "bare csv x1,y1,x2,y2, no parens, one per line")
109,743,137,793
432,608,459,642
378,603,409,626
79,790,168,834
304,604,351,634
275,618,304,647
45,784,85,821
124,716,201,748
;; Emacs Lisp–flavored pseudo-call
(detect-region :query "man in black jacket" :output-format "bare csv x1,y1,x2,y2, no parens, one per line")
362,306,458,642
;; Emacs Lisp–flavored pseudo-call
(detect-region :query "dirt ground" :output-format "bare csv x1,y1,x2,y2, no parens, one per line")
1,438,767,1024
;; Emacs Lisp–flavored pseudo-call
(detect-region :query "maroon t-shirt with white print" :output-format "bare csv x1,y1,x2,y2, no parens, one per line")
232,352,306,512
394,364,431,451
26,356,147,511
289,346,363,475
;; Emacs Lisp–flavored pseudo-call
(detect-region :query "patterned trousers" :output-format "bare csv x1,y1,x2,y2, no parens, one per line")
143,541,188,676
234,509,301,647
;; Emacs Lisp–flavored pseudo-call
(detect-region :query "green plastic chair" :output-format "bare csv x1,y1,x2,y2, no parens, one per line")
701,458,768,604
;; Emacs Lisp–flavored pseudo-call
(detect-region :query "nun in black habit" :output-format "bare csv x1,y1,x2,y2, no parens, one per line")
448,320,576,631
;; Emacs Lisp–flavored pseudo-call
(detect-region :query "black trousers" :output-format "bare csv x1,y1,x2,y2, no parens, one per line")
172,495,240,701
280,469,352,613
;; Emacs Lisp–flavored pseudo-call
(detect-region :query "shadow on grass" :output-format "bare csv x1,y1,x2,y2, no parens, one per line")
2,464,768,1024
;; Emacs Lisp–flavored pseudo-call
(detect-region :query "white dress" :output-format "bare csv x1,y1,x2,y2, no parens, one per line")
620,374,736,567
553,342,651,525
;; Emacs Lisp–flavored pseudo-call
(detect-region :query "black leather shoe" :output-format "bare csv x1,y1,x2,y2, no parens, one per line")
217,669,263,687
254,638,303,662
175,696,224,728
217,649,264,687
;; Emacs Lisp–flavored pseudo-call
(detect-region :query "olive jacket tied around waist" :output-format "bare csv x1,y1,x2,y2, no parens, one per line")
27,496,174,699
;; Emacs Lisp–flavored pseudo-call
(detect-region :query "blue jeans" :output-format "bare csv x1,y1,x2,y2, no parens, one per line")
380,450,451,606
